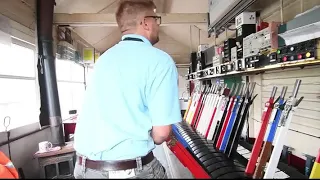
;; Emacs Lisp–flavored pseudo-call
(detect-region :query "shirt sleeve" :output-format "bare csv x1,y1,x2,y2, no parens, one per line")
146,60,182,126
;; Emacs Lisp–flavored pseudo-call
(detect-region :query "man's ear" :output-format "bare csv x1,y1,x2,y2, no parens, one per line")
142,19,150,31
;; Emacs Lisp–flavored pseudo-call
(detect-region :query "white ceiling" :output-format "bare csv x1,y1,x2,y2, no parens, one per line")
54,0,209,13
54,0,212,64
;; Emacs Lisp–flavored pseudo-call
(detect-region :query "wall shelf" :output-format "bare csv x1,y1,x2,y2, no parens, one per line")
187,59,320,81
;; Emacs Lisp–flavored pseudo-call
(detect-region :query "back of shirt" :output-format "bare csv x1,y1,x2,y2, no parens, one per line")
74,34,182,161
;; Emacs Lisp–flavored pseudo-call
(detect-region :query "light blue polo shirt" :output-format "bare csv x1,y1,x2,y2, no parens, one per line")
74,34,182,161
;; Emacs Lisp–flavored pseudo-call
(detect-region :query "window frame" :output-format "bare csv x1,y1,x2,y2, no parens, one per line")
0,30,88,141
84,65,94,89
55,58,86,119
0,36,41,132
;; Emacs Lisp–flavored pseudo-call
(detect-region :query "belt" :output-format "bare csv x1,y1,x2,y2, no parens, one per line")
78,152,154,171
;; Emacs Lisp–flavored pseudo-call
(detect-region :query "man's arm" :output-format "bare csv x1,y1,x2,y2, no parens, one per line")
151,125,172,145
146,59,182,145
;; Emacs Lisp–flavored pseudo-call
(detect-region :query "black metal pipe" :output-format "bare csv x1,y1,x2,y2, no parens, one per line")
36,0,65,146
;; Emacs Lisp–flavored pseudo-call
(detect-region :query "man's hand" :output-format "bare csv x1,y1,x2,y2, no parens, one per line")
151,125,172,145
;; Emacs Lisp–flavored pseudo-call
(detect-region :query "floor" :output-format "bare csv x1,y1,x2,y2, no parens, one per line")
153,144,194,179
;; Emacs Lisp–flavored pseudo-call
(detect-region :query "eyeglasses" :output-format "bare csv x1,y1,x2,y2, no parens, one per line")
144,16,162,25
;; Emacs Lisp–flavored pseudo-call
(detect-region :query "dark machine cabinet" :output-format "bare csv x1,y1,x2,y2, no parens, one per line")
235,25,256,60
197,52,206,70
190,52,198,73
277,38,320,63
223,39,237,63
204,46,215,68
236,24,256,41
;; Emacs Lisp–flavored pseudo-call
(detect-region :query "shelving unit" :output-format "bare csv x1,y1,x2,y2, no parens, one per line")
187,59,320,81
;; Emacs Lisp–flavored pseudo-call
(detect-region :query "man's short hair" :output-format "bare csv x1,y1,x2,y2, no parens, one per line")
115,0,156,32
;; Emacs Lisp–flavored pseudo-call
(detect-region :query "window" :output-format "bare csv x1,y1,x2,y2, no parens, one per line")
0,32,39,132
56,59,85,119
85,66,94,88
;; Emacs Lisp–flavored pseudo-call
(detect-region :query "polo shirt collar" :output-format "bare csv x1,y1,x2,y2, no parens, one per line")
121,34,152,46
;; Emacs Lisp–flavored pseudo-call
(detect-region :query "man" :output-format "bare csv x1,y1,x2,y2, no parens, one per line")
73,0,182,179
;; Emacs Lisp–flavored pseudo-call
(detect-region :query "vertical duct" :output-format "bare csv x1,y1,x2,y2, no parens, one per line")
37,0,65,146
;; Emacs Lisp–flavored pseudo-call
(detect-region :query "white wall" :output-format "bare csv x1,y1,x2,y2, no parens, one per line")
154,32,191,64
